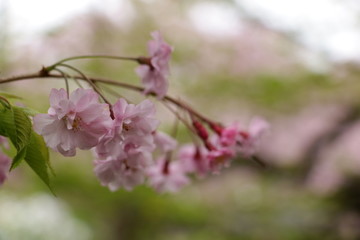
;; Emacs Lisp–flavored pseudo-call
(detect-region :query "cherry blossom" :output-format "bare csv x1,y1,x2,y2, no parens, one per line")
95,98,158,160
0,30,271,194
207,146,235,174
219,124,238,147
95,135,154,191
235,117,269,157
0,136,9,149
94,139,154,191
177,144,209,176
93,98,160,191
146,158,189,193
33,88,112,156
214,117,269,158
0,152,10,186
136,31,173,99
153,131,177,153
115,98,159,137
94,156,146,191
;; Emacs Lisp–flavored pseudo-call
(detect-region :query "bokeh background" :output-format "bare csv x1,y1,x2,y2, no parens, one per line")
1,0,360,239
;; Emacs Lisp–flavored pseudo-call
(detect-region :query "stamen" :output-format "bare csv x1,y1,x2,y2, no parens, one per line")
72,116,82,131
123,123,131,131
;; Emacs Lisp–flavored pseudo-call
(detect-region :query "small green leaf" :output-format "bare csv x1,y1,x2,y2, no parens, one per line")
0,92,23,100
25,131,54,193
0,105,34,169
17,106,41,117
12,107,32,151
10,147,27,170
0,103,54,193
0,97,11,109
0,105,16,140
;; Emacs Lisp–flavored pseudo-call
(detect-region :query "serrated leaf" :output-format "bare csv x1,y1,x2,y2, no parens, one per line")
12,107,32,151
0,105,15,137
0,105,33,169
0,103,54,193
25,131,54,193
17,106,41,117
11,147,27,170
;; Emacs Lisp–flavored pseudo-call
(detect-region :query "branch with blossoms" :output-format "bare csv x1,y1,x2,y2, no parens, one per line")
0,31,269,193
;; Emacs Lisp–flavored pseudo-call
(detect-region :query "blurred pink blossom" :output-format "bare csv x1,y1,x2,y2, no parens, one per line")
136,31,173,99
154,131,177,153
0,152,11,186
94,156,146,191
95,137,154,191
0,136,9,149
177,144,209,176
236,117,269,157
207,146,234,174
147,158,189,193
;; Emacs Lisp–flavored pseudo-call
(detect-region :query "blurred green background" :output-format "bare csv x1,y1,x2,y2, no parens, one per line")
1,0,360,239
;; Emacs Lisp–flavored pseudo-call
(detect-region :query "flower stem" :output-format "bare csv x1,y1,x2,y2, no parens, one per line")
0,71,214,125
56,63,115,119
52,68,70,98
46,55,139,71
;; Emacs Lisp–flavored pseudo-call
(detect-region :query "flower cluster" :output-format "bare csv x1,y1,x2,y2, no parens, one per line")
33,87,268,192
0,31,269,192
93,98,159,191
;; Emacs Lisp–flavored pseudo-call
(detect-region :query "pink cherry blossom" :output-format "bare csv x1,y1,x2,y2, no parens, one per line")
0,152,11,186
207,146,235,174
0,136,9,149
122,134,154,167
153,131,177,153
116,98,159,137
177,144,210,176
236,117,269,157
93,98,160,191
95,138,154,191
216,118,269,158
33,88,112,156
136,31,173,99
94,156,146,191
146,158,189,193
95,98,158,159
219,124,238,147
94,125,124,160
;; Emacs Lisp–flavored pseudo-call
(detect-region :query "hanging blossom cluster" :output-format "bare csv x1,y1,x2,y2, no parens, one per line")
0,31,269,193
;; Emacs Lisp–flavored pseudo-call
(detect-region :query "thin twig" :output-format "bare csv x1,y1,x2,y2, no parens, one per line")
0,72,214,124
46,55,139,71
55,64,115,119
52,68,70,98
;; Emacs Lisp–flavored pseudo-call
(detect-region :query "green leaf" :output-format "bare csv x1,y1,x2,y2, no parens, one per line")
25,131,54,193
0,105,34,169
0,104,54,193
12,107,32,151
17,106,41,117
10,147,27,170
0,104,16,138
0,92,23,100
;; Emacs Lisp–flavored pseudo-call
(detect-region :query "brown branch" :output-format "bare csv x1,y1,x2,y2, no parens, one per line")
0,71,215,126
